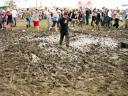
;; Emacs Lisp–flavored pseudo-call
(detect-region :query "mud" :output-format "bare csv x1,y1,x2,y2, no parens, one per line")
0,30,128,96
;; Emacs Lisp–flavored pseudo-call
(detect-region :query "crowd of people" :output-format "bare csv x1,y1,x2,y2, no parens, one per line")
0,7,128,31
0,7,41,31
0,6,128,47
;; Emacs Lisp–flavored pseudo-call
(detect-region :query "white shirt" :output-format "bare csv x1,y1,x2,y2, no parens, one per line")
108,11,112,18
11,9,18,18
32,12,39,21
52,11,59,21
44,10,50,18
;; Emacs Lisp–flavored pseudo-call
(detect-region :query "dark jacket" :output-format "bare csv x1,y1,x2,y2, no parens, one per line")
58,16,69,33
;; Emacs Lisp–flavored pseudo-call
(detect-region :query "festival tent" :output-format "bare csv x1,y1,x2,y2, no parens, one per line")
0,0,8,9
0,6,8,9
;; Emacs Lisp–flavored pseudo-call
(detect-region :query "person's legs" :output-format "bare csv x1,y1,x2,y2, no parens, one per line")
65,32,69,47
0,20,2,29
36,21,40,32
113,19,116,28
110,18,113,28
28,17,31,27
55,21,58,32
109,20,112,29
12,17,14,26
26,18,28,28
97,23,100,30
126,19,128,29
86,16,89,25
59,32,65,46
83,15,86,24
71,19,75,27
28,20,31,27
0,24,2,29
91,16,95,27
7,23,12,31
51,21,57,31
125,19,127,29
34,26,39,32
115,18,119,29
12,17,16,27
108,17,112,29
52,21,56,27
80,21,83,28
14,18,16,26
47,18,50,30
91,18,93,27
7,19,13,30
106,21,109,29
1,20,5,30
26,17,31,28
87,17,89,25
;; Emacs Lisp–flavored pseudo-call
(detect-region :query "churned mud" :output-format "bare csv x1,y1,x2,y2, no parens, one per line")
0,30,128,96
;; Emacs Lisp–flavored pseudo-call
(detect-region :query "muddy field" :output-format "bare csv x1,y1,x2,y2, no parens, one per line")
0,30,128,96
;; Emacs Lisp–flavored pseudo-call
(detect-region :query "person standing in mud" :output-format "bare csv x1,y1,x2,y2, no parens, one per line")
0,10,6,30
32,9,40,32
11,7,18,27
95,9,101,30
6,9,13,30
24,8,32,28
91,8,96,28
58,12,69,47
113,10,120,29
85,8,91,25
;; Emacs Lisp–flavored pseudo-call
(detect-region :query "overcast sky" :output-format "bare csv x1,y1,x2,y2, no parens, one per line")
0,0,128,9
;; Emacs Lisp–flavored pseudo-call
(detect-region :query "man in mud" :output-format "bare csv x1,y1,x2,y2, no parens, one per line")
85,8,91,25
0,10,6,30
11,7,18,27
58,12,69,47
24,8,32,28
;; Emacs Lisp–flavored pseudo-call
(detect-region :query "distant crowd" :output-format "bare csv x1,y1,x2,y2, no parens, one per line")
0,7,128,32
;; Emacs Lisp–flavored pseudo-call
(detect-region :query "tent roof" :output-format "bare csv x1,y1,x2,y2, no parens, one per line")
0,6,8,9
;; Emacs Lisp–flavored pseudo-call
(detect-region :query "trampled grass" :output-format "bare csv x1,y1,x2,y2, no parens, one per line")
13,19,48,32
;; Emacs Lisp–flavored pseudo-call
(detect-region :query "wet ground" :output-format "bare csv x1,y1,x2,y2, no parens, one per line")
0,30,128,96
